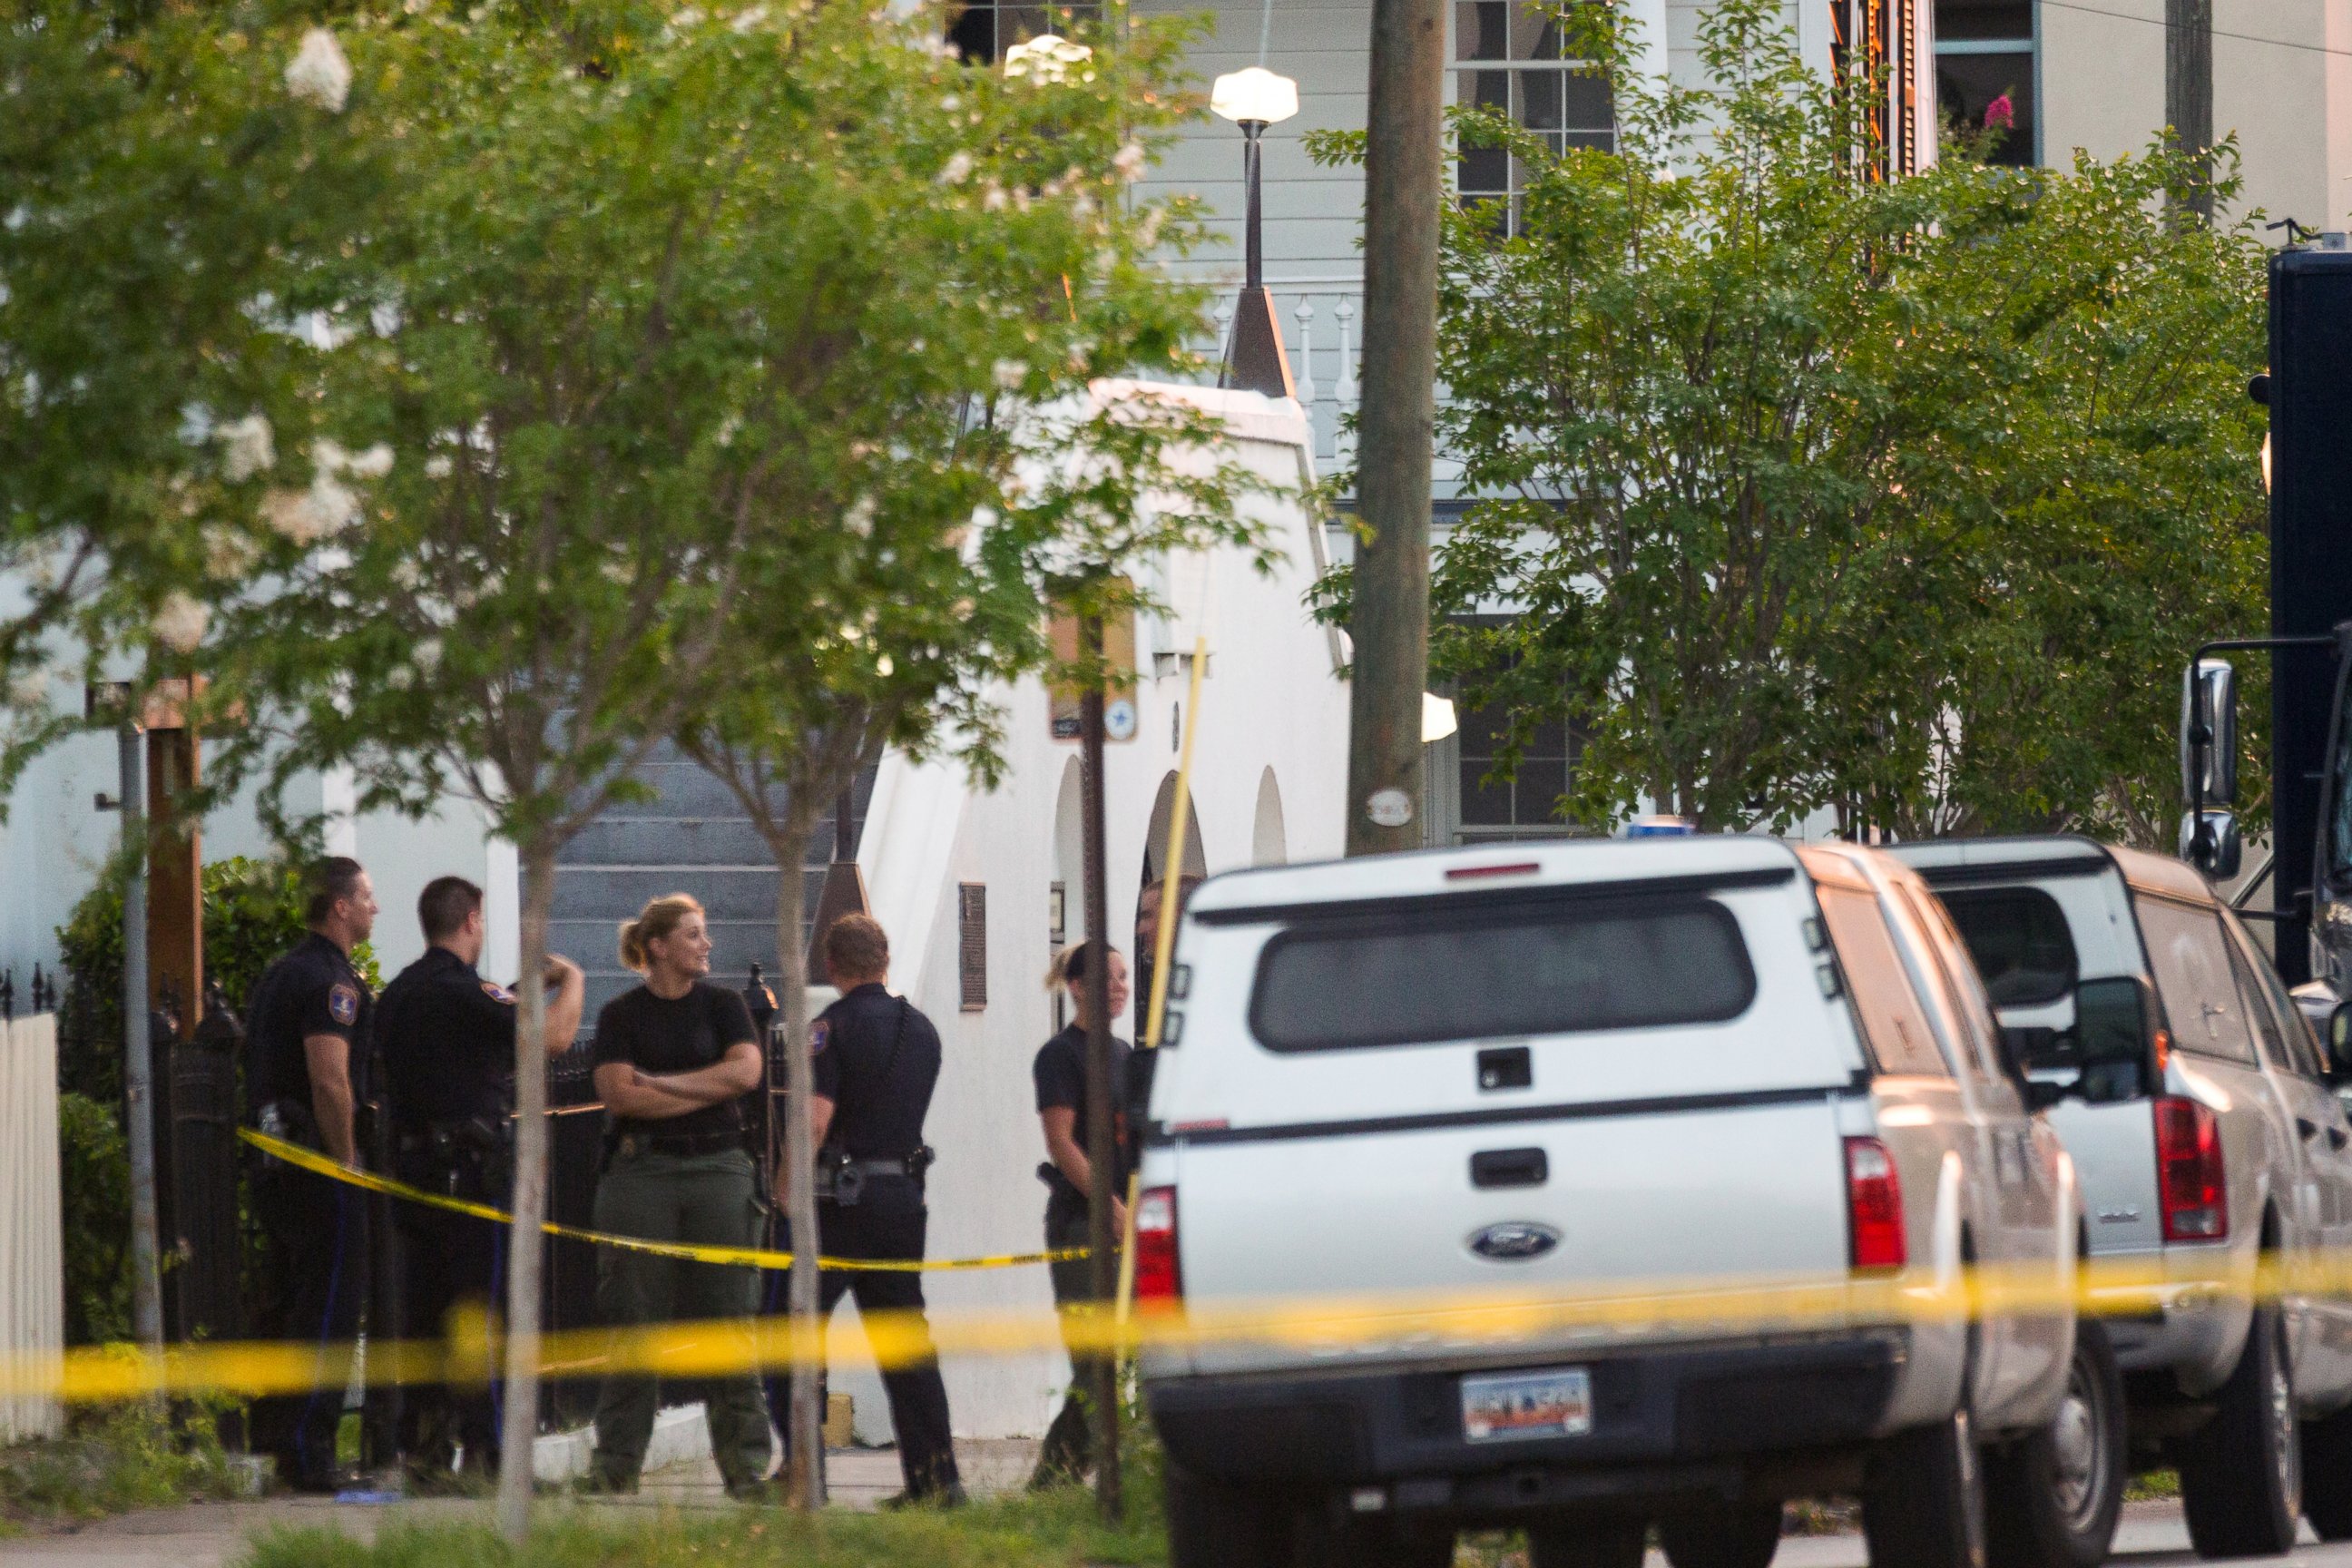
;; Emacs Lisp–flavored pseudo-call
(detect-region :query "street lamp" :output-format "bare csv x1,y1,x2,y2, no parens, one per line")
1211,66,1300,400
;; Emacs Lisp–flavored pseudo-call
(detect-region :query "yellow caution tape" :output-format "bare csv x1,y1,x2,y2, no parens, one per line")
0,1250,2331,1404
239,1127,1086,1274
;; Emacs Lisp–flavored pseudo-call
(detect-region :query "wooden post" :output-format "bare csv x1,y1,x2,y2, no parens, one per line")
1346,0,1446,856
144,726,202,1044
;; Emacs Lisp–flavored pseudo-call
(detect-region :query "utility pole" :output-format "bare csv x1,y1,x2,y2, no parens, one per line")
1078,611,1122,1521
118,719,165,1350
1346,0,1446,856
2166,0,2213,221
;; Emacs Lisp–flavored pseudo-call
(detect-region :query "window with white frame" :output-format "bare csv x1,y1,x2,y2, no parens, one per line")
1455,1,1615,235
1935,0,2035,167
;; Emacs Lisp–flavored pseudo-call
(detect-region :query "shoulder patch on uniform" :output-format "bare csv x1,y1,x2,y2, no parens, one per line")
328,982,359,1027
810,1018,830,1054
481,980,514,1004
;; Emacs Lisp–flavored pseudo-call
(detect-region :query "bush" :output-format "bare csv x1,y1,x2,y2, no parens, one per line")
56,1092,131,1347
55,855,381,1105
0,1400,244,1524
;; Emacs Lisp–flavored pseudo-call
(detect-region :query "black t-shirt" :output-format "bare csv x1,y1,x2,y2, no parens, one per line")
245,933,374,1130
810,983,942,1160
1033,1023,1131,1217
377,946,519,1132
592,983,758,1138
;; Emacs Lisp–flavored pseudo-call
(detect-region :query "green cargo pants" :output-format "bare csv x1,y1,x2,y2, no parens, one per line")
587,1146,773,1493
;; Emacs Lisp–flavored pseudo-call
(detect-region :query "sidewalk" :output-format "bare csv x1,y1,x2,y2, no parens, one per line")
0,1437,1044,1568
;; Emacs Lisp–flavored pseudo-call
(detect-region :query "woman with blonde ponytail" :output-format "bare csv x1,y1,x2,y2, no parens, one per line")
580,893,773,1497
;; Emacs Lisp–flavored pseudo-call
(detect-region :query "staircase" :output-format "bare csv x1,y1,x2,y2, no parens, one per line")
550,746,876,1025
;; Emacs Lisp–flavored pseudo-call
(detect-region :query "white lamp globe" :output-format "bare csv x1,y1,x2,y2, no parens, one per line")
1211,66,1300,126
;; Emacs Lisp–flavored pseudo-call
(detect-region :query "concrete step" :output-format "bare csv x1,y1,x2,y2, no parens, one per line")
562,817,806,870
550,867,825,923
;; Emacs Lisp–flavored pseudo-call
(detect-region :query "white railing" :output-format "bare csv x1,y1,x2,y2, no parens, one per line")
0,1013,63,1442
1210,277,1365,475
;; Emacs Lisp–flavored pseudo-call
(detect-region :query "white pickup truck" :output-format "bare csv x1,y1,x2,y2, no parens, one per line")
1895,835,2352,1559
1134,837,2107,1568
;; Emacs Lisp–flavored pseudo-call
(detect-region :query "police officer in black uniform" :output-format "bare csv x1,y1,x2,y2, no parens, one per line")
785,913,964,1505
375,876,584,1488
244,856,379,1493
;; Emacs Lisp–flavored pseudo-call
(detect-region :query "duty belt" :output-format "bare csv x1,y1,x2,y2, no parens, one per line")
614,1130,746,1159
815,1145,935,1206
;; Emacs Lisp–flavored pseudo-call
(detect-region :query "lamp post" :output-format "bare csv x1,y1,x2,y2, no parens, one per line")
1210,66,1300,399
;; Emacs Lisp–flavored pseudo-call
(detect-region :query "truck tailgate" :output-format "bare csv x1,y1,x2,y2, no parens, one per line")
1167,1092,1857,1376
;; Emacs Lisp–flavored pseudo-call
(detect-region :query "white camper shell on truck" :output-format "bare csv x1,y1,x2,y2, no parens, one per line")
1895,835,2352,1559
1134,836,2111,1568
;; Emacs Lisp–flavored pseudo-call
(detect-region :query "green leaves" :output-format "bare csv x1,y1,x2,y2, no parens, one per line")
1406,0,2264,838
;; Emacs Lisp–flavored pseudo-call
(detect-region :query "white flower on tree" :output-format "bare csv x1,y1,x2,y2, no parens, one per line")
285,28,353,113
152,593,210,652
937,151,974,186
993,358,1027,392
7,669,51,710
1112,142,1146,182
218,414,276,481
844,495,877,536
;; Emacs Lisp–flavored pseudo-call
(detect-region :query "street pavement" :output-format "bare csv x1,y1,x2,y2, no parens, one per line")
2,1481,2347,1567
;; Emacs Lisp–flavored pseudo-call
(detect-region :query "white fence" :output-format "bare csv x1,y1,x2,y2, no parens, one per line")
0,1013,62,1443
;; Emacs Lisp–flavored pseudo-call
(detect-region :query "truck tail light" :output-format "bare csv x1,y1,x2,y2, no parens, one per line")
1845,1137,1907,1272
1134,1185,1182,1304
2155,1095,2228,1241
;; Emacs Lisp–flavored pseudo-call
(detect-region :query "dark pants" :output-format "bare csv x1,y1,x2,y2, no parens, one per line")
1034,1202,1109,1486
396,1194,507,1481
588,1148,773,1492
250,1161,368,1489
771,1181,960,1498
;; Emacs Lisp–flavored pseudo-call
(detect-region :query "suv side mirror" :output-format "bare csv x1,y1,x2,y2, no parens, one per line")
2072,975,2166,1103
2328,1002,2352,1084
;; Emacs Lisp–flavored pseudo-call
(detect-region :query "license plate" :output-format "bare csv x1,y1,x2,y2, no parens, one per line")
1460,1367,1592,1443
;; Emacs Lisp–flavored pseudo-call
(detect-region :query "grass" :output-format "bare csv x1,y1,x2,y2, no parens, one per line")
240,1485,1170,1568
0,1402,249,1527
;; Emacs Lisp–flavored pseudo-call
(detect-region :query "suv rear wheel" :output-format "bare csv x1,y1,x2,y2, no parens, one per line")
1984,1318,2126,1568
1164,1462,1291,1568
1658,1500,1782,1568
1528,1515,1649,1568
2179,1300,2302,1559
1862,1401,1987,1568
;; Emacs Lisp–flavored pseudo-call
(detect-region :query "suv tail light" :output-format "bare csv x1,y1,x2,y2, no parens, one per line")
1134,1186,1182,1303
1845,1137,1907,1271
2155,1095,2228,1241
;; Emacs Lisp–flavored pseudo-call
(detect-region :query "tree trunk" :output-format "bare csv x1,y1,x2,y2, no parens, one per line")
495,844,557,1543
770,818,826,1509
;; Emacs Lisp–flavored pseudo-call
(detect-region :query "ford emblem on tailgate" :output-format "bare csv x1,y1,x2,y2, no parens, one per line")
1468,1221,1561,1261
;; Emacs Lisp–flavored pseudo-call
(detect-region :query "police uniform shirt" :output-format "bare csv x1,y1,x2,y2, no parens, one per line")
810,982,941,1159
1032,1023,1131,1218
376,946,519,1133
592,983,759,1138
245,932,374,1125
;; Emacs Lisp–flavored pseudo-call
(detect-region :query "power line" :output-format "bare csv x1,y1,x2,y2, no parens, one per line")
2033,0,2352,61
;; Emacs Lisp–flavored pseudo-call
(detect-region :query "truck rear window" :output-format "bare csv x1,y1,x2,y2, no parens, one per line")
1935,887,2079,1008
1248,898,1756,1052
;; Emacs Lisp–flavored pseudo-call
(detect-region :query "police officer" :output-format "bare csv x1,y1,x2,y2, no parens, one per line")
244,856,379,1494
376,876,584,1489
785,914,964,1506
1028,940,1130,1489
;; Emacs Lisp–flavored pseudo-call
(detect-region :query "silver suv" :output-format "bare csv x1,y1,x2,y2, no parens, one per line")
1895,835,2352,1558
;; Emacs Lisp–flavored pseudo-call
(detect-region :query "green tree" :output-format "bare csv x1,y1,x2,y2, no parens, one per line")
160,0,1246,1534
1323,0,2264,838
